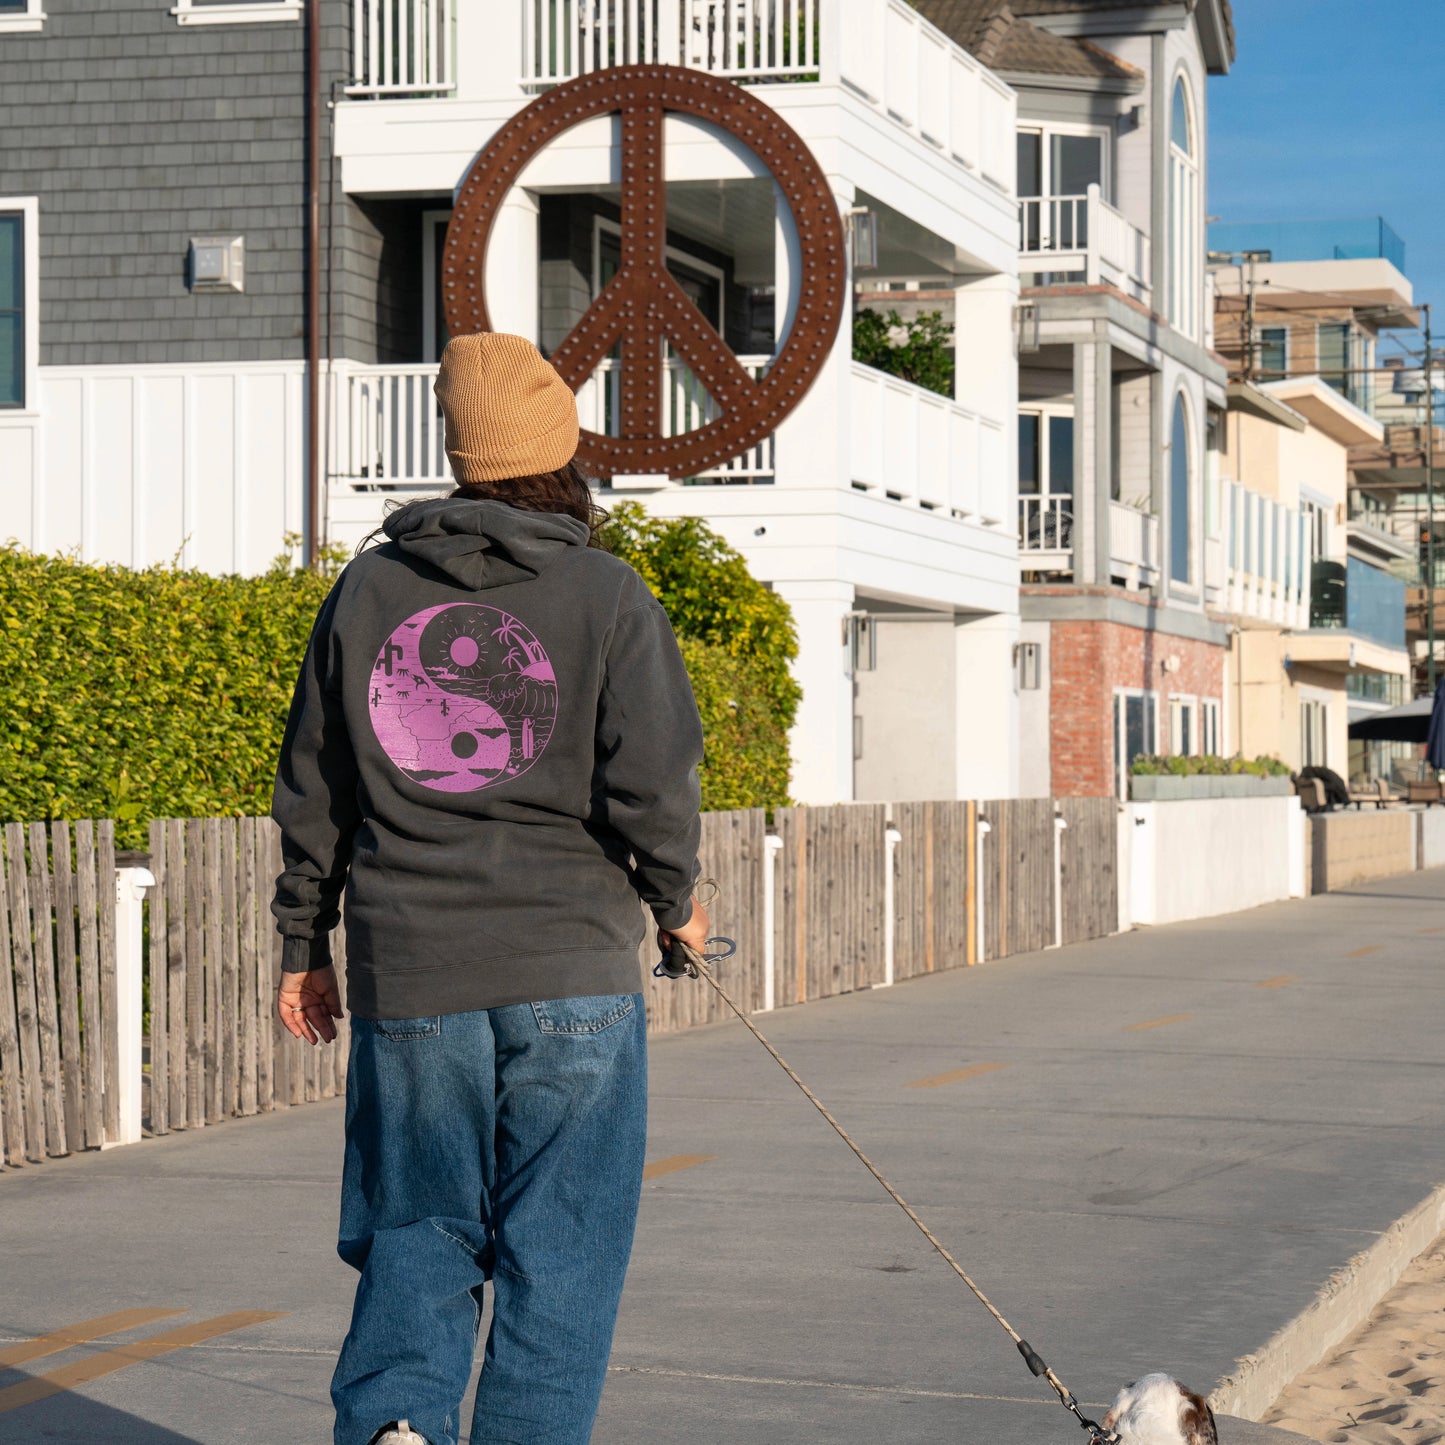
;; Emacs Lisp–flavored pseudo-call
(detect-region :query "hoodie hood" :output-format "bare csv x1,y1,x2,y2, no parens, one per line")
383,497,590,590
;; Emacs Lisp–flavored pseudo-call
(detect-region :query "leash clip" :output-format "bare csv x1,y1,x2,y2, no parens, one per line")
653,936,737,979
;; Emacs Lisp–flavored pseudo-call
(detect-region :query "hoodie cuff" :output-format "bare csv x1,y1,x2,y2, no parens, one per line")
651,898,694,933
281,934,333,974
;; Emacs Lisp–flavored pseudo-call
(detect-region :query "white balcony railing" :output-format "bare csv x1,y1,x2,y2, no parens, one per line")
1019,184,1151,302
523,0,819,84
1109,501,1160,588
577,354,776,481
849,364,1007,524
1220,479,1308,629
511,0,1015,194
1016,494,1160,588
348,0,455,96
329,356,776,488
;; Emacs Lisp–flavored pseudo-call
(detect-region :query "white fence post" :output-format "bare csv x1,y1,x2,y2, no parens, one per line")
880,825,902,987
975,815,992,963
1051,813,1067,948
109,864,155,1148
762,833,783,1011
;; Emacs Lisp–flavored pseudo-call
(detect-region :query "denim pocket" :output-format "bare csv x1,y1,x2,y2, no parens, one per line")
374,1015,441,1041
531,993,636,1035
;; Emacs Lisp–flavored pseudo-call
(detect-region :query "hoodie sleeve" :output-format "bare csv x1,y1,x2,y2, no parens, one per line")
594,598,704,931
270,581,361,972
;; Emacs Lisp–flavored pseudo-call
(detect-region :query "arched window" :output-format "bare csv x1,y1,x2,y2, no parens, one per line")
1170,392,1192,584
1168,76,1200,340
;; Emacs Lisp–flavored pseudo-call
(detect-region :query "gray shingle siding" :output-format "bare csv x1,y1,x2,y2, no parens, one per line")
1,0,421,367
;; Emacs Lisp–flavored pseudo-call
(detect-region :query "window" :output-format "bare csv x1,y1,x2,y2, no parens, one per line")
1167,76,1200,340
1114,690,1158,797
1318,322,1351,398
1200,699,1221,756
0,0,44,33
171,0,303,24
1017,127,1108,252
1300,496,1329,565
1170,392,1192,586
1169,695,1198,756
1017,410,1074,496
0,199,36,412
1258,326,1288,379
1300,697,1328,769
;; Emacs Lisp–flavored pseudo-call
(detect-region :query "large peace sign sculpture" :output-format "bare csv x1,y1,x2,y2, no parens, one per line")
442,65,847,481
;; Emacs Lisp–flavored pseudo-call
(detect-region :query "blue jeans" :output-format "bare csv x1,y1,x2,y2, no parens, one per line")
331,993,648,1445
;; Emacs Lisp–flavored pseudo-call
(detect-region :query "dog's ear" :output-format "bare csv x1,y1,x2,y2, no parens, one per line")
1180,1391,1218,1445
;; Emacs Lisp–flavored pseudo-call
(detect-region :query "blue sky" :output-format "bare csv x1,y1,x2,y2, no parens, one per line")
1208,0,1445,357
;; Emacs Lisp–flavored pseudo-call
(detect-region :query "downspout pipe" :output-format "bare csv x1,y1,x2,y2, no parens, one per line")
305,0,322,568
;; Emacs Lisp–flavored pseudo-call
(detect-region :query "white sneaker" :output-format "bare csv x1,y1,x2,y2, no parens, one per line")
367,1423,428,1445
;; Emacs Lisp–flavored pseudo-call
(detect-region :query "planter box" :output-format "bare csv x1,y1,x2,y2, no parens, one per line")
1130,774,1292,802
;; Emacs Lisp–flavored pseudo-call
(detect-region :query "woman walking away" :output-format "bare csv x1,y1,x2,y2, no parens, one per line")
270,333,709,1445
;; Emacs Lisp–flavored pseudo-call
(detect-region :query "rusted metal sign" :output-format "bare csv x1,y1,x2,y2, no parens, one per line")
442,64,846,480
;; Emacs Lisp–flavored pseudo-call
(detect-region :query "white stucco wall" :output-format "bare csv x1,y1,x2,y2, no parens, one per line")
1126,796,1307,926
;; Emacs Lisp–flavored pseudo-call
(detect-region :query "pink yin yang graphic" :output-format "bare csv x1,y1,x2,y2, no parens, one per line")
369,602,558,792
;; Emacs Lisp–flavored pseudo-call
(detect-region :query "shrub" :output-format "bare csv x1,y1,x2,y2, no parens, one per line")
598,503,801,730
0,511,798,841
1129,754,1292,778
852,308,955,398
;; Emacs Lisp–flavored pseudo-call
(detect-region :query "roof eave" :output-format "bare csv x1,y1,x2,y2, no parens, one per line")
1002,68,1145,95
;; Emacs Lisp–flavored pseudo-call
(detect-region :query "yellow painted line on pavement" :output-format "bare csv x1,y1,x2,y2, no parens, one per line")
1255,975,1297,989
642,1154,715,1181
1419,927,1445,935
1124,1013,1194,1033
0,1309,186,1369
0,1311,285,1416
905,1062,1009,1090
1347,946,1383,958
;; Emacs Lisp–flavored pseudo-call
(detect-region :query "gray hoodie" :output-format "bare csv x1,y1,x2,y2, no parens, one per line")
270,496,703,1019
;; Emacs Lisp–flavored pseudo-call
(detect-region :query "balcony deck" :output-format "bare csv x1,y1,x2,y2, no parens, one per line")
1018,184,1150,304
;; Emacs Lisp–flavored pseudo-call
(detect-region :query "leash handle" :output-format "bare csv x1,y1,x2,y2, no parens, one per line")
653,936,736,979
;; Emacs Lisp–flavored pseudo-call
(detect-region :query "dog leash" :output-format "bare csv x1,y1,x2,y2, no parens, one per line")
657,930,1119,1445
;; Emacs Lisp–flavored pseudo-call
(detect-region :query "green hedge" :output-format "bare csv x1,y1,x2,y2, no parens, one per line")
1130,753,1292,778
0,514,797,842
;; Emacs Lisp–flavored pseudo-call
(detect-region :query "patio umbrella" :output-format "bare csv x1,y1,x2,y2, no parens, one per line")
1427,678,1445,770
1347,697,1434,743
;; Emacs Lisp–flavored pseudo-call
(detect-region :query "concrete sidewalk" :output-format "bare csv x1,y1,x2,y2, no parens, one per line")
2,870,1442,1443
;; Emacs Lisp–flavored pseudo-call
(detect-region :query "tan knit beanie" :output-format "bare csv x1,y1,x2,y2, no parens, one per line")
433,333,579,483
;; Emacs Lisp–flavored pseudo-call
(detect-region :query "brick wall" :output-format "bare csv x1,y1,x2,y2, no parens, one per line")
0,0,423,366
1049,617,1226,796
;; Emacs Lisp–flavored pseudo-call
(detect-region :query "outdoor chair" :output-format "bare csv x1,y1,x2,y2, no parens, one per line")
1346,777,1401,809
1405,778,1444,806
1292,775,1328,813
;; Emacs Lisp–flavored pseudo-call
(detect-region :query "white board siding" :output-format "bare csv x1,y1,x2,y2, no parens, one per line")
19,361,307,576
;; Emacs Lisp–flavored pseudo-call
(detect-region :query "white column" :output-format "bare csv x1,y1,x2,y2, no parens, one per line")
773,179,802,348
774,578,855,804
952,271,1019,528
953,609,1020,800
109,865,155,1148
770,177,854,490
485,189,540,343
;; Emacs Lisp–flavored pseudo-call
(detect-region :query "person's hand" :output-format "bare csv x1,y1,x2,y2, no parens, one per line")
658,898,711,962
277,965,344,1045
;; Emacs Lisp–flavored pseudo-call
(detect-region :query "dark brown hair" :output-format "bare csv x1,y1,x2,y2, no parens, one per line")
452,460,609,547
359,459,610,555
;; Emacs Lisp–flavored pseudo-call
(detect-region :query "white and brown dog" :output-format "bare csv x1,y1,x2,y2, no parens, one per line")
1102,1373,1219,1445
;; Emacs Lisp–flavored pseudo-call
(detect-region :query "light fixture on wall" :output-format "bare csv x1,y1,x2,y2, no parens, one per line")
847,208,879,272
843,612,877,675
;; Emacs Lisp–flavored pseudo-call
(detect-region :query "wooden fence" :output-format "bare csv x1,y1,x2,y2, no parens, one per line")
2,798,1123,1163
0,821,116,1166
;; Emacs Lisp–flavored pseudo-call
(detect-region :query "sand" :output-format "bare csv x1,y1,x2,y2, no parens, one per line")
1262,1235,1445,1444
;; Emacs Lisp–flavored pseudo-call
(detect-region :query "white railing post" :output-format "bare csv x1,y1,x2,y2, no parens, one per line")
975,815,991,963
1085,182,1102,285
762,833,783,1011
109,863,155,1148
881,825,902,987
1051,813,1067,949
